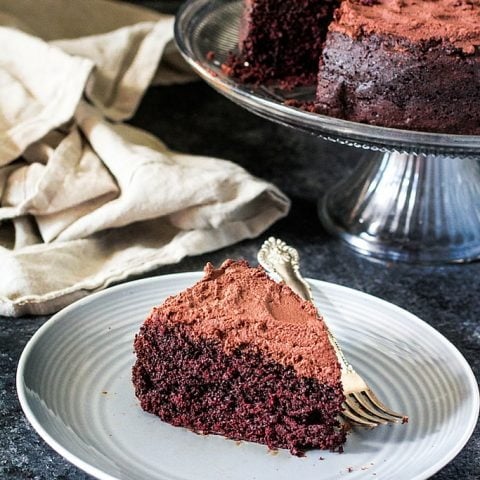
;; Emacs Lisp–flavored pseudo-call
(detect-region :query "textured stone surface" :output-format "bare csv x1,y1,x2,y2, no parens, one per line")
1,1,479,478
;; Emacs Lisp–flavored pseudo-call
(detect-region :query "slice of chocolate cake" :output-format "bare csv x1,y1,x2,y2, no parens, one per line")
229,0,339,84
132,260,346,455
315,0,480,134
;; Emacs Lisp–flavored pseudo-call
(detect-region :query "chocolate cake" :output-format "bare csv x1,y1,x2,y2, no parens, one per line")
232,0,480,134
316,0,480,134
132,260,346,455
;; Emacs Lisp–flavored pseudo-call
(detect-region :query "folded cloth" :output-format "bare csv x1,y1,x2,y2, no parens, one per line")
0,0,290,317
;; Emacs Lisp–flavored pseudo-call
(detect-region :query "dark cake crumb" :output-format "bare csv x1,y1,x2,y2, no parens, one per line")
226,0,339,84
133,323,345,456
284,99,316,111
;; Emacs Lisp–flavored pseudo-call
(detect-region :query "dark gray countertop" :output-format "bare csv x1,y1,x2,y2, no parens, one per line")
1,2,479,477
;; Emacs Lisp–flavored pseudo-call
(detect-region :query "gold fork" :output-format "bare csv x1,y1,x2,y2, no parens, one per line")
258,237,408,428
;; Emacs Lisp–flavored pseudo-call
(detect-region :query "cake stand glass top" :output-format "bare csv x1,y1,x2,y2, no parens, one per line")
175,0,480,263
174,0,480,155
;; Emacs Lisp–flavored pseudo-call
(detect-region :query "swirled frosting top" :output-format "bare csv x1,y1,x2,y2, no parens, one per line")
149,260,341,385
330,0,480,54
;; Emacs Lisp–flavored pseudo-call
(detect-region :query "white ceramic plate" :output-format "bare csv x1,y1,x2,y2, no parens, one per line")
17,273,479,480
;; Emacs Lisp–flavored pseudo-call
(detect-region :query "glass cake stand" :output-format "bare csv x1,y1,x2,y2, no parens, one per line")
174,0,480,263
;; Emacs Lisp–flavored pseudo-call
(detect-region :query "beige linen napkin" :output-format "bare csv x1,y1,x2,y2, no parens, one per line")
0,0,290,317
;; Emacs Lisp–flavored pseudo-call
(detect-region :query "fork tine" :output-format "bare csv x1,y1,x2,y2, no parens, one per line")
341,406,378,428
352,392,404,423
344,396,388,425
363,390,408,422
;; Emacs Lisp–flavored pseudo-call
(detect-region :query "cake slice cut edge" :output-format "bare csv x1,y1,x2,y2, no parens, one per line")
225,0,339,85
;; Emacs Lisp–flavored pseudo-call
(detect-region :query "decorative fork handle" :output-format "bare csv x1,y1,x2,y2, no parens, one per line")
257,238,313,301
257,237,353,375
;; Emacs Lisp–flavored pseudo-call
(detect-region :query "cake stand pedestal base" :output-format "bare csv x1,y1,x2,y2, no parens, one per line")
319,152,480,263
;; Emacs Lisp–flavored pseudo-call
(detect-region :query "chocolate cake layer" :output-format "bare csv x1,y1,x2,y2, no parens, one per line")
133,323,346,455
315,31,480,134
314,0,480,133
132,260,345,455
230,0,339,83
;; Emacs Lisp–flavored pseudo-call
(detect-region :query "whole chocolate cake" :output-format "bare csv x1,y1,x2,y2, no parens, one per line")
132,260,346,455
233,0,480,134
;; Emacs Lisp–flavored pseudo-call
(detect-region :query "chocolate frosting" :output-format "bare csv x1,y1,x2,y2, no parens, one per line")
331,0,480,53
150,260,341,385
